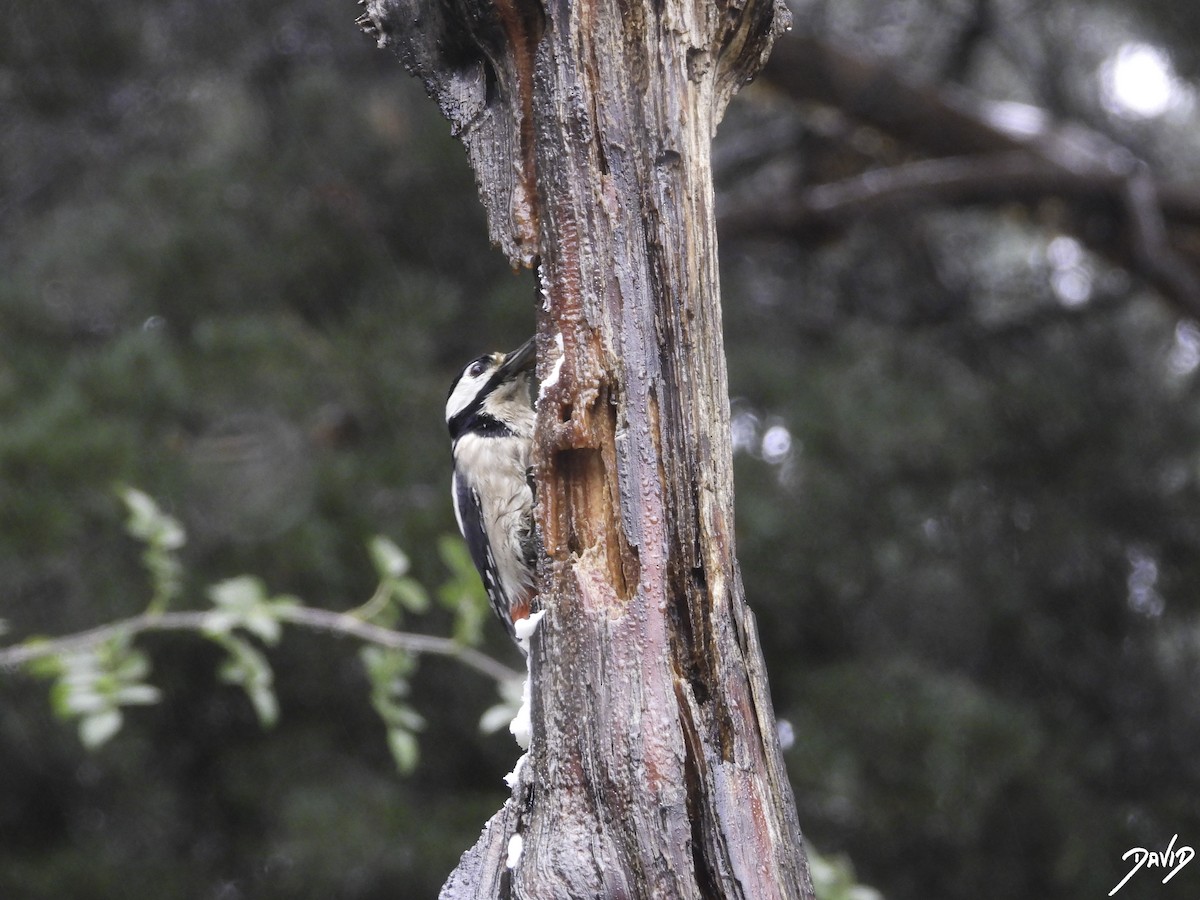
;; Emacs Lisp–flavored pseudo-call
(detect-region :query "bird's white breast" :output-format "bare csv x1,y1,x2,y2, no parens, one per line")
453,431,535,601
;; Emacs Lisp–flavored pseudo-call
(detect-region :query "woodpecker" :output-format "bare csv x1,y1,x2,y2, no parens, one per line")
446,337,538,640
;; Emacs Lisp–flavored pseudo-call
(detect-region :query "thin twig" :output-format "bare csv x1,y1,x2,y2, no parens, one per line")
0,608,522,684
0,612,210,669
275,606,523,682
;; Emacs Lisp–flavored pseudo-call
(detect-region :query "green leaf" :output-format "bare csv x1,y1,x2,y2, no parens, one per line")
118,487,187,613
113,647,151,682
212,633,278,728
437,535,478,584
214,636,267,686
79,708,123,749
479,676,525,734
359,646,424,773
436,536,489,647
114,684,162,706
202,610,238,637
369,535,410,579
245,680,279,728
390,577,429,614
26,645,64,680
244,611,282,646
361,645,416,683
807,846,883,900
386,727,420,774
456,603,485,647
209,575,268,612
205,577,292,645
120,490,183,552
120,487,186,549
41,639,161,741
53,680,107,717
387,704,425,732
143,550,183,614
121,487,163,538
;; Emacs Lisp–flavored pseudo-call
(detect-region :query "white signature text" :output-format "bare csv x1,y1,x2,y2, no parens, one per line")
1110,833,1194,896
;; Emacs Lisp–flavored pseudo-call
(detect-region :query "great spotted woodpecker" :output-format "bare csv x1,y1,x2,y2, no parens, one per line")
445,338,538,640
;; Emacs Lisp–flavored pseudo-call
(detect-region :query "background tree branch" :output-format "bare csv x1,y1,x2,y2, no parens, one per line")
740,31,1200,319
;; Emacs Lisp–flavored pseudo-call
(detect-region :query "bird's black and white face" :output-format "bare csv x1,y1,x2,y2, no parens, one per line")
446,352,504,429
445,339,536,441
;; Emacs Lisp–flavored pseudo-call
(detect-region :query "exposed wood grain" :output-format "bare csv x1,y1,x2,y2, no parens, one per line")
359,0,813,895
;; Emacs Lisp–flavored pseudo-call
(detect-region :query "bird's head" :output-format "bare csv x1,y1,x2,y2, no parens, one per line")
446,338,536,440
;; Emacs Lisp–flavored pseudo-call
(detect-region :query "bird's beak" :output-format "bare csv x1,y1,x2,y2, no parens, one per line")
495,337,536,381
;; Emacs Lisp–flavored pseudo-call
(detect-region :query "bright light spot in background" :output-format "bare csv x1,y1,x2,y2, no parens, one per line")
1047,235,1083,269
1051,269,1092,307
732,409,760,455
1168,320,1200,377
761,424,793,464
1101,43,1181,119
1046,235,1093,307
1126,548,1165,618
731,406,799,485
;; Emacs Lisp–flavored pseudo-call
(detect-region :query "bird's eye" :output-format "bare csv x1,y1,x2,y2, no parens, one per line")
468,359,489,378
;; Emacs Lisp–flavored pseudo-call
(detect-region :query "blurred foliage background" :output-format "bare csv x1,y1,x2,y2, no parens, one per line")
2,0,1199,898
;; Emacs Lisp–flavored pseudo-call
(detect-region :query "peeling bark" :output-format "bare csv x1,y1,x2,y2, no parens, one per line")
357,0,812,896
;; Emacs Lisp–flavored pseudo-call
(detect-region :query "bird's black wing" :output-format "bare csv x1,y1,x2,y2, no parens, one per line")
453,472,512,636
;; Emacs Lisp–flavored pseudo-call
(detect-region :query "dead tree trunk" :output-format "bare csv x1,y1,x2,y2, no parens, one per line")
358,0,812,896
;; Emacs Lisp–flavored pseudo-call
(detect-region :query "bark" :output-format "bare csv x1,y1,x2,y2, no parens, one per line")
356,0,812,897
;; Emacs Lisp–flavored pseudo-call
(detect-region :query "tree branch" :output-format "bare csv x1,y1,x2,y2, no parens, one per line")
752,32,1200,319
762,32,1028,156
1121,166,1200,315
0,608,522,684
